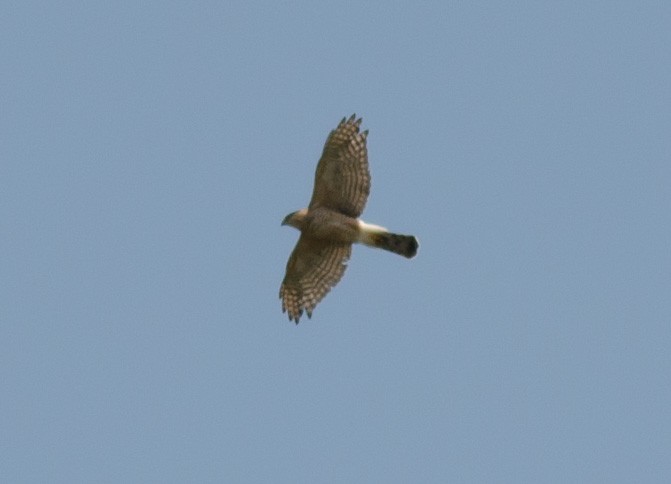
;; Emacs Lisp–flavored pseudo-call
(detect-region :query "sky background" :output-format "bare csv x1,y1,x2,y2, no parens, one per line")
2,1,670,483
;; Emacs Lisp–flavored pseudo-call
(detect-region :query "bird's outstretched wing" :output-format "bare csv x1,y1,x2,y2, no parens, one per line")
279,235,351,324
308,114,370,218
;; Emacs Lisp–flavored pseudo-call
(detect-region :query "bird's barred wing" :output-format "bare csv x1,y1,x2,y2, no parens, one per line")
279,235,352,324
308,114,370,218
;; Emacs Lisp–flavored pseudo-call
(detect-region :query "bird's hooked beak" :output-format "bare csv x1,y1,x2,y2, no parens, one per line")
281,208,307,229
281,212,293,226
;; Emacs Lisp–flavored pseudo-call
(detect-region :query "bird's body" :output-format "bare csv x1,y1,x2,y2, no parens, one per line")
284,207,360,244
280,115,418,323
284,207,418,256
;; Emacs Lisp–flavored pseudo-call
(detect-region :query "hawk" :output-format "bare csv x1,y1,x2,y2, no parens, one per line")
280,114,419,324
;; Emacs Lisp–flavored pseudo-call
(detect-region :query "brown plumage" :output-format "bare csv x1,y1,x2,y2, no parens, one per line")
280,115,418,323
361,231,419,259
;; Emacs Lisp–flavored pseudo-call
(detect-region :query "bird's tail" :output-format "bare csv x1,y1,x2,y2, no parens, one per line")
358,222,419,259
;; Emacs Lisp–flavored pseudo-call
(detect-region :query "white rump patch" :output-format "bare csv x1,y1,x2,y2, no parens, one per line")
357,219,388,234
357,219,388,245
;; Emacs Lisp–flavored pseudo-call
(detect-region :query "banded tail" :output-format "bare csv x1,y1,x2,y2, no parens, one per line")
358,221,419,259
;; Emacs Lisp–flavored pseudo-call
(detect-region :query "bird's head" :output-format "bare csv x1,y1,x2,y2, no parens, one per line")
281,208,308,229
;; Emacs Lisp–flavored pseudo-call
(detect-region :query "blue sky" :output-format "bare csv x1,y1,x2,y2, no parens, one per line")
2,2,670,482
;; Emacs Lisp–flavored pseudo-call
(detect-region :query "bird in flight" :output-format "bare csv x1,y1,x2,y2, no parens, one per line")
279,114,418,324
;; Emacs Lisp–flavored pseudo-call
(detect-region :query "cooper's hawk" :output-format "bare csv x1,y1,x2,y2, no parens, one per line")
280,114,418,324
